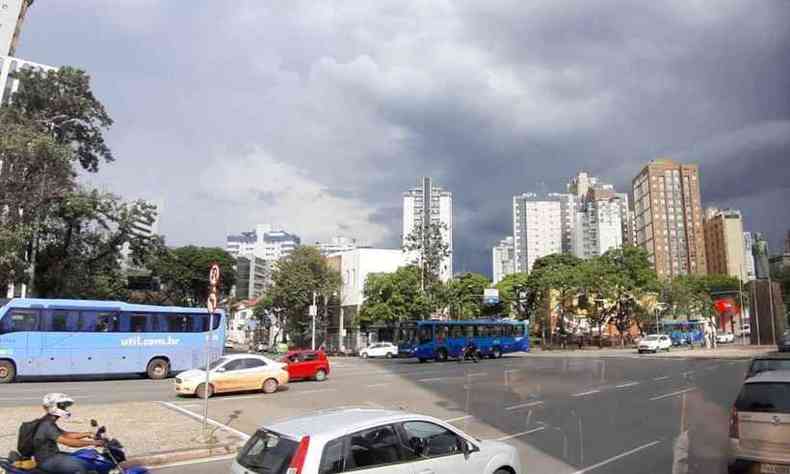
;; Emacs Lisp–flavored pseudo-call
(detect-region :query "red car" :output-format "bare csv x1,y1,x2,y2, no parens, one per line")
281,350,330,381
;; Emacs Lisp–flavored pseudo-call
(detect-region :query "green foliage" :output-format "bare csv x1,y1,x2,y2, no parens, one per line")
530,253,584,338
495,272,533,319
267,246,341,345
446,272,492,320
358,265,431,328
664,273,743,323
144,246,237,307
402,221,451,295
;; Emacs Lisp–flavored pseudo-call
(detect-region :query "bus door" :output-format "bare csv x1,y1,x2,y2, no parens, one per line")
447,325,466,358
435,324,449,355
39,309,81,376
0,308,39,376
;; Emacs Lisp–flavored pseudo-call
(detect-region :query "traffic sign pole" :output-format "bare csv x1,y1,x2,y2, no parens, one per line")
202,264,221,434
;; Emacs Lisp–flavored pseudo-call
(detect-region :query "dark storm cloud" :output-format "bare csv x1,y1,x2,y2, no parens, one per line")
17,1,790,276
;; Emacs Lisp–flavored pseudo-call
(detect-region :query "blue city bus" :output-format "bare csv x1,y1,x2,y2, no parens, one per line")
397,318,529,362
643,320,705,346
0,298,225,383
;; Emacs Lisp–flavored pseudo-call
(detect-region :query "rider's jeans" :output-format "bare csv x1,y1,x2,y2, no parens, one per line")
39,453,88,474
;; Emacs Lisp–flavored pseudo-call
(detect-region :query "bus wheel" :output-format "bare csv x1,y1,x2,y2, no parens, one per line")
418,358,428,363
0,360,15,384
146,358,170,380
435,349,448,362
492,347,503,359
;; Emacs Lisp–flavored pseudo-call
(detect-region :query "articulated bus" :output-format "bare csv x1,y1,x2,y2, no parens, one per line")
397,318,529,362
0,298,224,383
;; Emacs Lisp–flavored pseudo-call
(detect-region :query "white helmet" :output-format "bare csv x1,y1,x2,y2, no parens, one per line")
42,393,74,419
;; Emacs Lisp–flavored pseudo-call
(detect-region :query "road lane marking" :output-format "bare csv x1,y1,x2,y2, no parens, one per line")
572,389,600,397
615,382,639,389
159,401,250,440
506,401,544,411
682,371,695,377
0,395,93,401
418,377,455,383
293,388,337,395
572,440,661,473
467,372,488,377
149,454,237,470
444,415,473,422
495,426,545,441
650,387,696,401
366,383,390,388
653,376,670,381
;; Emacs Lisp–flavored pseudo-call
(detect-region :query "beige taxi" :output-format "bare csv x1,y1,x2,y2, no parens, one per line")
175,354,289,398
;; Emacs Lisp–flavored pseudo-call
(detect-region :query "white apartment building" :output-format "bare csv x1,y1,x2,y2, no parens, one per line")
226,224,301,261
402,177,453,282
0,55,55,106
0,0,32,57
743,232,757,281
572,199,623,259
513,193,562,273
235,255,271,301
315,236,357,256
492,236,515,284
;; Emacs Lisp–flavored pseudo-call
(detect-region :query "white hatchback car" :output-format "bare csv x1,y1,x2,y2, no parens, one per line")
729,370,790,473
637,334,672,353
360,342,399,359
231,408,522,474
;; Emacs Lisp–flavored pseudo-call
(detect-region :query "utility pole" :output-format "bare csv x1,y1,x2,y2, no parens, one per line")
739,265,746,345
310,291,318,351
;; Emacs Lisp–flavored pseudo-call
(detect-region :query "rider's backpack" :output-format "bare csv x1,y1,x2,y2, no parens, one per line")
17,417,44,458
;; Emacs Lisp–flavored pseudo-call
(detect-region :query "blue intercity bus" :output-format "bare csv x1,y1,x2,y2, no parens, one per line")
397,318,529,362
0,298,224,383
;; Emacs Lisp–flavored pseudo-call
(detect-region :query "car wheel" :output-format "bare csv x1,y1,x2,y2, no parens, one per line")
0,360,16,384
666,346,670,352
146,358,170,380
262,378,279,394
196,383,214,399
418,358,428,363
494,469,513,474
315,369,327,382
386,352,393,359
362,352,369,359
435,349,448,362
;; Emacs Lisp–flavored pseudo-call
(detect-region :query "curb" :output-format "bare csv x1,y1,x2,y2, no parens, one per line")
127,443,239,468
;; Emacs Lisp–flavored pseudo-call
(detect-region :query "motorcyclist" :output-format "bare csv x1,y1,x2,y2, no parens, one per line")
33,393,103,474
459,337,479,363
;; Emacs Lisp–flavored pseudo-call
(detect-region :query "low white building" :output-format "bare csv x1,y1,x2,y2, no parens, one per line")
325,248,407,352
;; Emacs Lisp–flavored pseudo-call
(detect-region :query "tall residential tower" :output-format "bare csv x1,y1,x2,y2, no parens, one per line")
402,177,453,281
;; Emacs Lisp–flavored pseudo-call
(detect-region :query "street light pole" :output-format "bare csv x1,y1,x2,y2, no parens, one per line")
311,291,317,351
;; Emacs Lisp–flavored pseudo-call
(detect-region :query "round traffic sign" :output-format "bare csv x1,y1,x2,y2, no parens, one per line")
209,264,221,287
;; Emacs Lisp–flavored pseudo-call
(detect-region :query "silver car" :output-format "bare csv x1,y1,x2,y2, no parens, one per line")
231,408,522,474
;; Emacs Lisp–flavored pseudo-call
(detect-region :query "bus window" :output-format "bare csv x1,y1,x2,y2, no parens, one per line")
463,325,474,338
0,309,40,333
167,314,192,333
149,313,162,332
515,324,526,337
127,313,149,333
48,310,79,332
503,325,513,337
95,312,120,332
418,325,433,344
436,325,449,343
450,325,463,339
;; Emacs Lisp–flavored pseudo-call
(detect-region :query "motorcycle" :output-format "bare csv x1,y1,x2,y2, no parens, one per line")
0,419,149,474
457,344,481,363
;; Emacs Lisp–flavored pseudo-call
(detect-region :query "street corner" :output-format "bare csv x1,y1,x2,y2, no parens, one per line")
0,401,247,464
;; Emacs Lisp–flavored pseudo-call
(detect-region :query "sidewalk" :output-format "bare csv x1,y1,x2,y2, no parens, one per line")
522,345,778,359
0,401,246,465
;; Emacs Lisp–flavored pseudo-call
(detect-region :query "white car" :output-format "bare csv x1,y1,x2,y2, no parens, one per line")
729,370,790,472
717,332,736,344
637,334,672,353
360,342,399,359
231,408,522,474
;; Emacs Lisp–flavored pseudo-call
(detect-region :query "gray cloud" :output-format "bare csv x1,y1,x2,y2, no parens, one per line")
17,0,790,277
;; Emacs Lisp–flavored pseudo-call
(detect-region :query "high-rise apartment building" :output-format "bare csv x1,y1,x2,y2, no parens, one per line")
743,232,757,281
314,236,357,256
0,0,33,57
226,224,301,261
402,177,453,281
572,199,623,259
492,236,515,284
632,159,706,277
513,193,562,273
703,208,746,279
235,256,271,301
0,55,54,106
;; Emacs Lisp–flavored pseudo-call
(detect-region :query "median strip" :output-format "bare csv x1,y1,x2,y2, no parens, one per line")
649,387,696,401
572,389,600,397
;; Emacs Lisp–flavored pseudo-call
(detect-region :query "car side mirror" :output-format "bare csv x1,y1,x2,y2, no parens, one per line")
461,440,471,459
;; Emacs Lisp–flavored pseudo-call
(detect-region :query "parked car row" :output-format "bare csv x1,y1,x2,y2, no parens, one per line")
174,350,331,398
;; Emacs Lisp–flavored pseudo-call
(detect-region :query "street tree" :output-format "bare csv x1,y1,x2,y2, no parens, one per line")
495,272,535,320
402,221,451,313
358,265,431,330
268,246,341,347
446,272,492,320
530,253,584,346
145,245,237,307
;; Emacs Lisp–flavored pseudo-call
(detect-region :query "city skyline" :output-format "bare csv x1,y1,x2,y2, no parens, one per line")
15,1,790,277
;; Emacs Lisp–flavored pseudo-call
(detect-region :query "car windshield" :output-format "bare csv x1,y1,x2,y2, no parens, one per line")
237,430,298,473
749,359,790,376
735,383,790,413
644,335,660,341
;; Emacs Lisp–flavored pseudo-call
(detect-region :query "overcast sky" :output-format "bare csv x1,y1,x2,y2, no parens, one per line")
18,1,790,277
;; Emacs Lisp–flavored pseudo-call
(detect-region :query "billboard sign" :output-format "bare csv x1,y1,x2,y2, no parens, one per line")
483,288,499,305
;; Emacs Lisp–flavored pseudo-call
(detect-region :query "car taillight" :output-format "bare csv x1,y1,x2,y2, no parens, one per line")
729,407,739,439
287,436,310,474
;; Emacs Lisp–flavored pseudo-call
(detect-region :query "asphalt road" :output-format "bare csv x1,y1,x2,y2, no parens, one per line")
3,353,750,473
